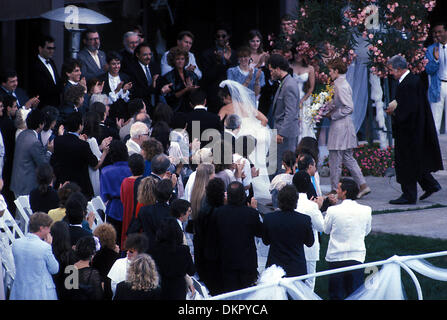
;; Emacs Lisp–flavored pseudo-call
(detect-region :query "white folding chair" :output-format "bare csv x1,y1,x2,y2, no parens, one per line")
191,277,210,299
87,196,106,230
14,195,31,234
0,208,25,244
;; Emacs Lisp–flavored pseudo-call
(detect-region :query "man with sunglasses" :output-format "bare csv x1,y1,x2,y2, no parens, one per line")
30,34,62,108
201,25,238,113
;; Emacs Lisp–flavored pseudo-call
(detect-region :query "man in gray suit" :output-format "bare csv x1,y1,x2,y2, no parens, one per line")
10,109,53,197
77,28,107,81
268,54,300,175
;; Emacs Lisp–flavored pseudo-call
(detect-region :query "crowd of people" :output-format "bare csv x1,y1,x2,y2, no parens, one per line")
0,16,445,301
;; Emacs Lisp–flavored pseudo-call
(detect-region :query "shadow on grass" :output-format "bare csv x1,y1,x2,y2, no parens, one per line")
314,233,447,300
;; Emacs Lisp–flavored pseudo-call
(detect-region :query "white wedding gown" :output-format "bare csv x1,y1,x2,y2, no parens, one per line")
293,72,316,141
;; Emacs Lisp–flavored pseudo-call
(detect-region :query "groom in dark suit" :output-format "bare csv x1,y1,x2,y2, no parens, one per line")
386,55,443,204
268,54,300,176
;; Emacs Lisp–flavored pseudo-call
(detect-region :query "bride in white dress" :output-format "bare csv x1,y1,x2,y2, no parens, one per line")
219,80,273,200
290,49,316,142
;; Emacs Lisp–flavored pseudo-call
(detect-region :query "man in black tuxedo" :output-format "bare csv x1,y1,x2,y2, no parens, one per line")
214,181,262,293
262,185,314,277
51,112,107,199
386,55,443,204
185,89,223,145
126,179,173,249
29,35,63,108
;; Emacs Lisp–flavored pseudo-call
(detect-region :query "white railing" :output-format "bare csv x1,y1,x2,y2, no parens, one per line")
210,250,447,300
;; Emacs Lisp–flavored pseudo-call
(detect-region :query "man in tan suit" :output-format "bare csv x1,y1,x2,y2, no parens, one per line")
325,58,370,198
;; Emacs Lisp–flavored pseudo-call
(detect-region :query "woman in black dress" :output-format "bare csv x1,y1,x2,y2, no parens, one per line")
161,46,199,112
148,218,195,300
113,253,161,300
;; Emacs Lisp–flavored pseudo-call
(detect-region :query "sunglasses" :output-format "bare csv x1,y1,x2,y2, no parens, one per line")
216,34,227,39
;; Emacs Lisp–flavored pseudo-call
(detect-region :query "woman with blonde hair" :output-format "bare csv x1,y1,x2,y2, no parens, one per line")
190,163,215,220
113,253,161,300
135,176,158,216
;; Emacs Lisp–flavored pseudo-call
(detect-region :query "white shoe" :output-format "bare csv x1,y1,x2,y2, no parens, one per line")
357,187,371,199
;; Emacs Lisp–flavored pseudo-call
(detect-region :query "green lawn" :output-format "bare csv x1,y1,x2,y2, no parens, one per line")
314,233,447,300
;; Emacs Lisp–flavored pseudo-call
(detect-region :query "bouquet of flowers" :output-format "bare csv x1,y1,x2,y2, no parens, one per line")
303,85,335,132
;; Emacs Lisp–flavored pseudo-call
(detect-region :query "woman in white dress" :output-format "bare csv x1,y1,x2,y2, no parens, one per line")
290,48,316,142
218,80,273,200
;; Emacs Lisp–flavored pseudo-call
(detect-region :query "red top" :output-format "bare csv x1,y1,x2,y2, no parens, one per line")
120,176,137,249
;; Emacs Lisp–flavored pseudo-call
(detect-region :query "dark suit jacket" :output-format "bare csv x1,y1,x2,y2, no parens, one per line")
0,86,29,108
29,57,63,108
126,59,161,107
148,242,195,300
185,107,224,144
69,225,92,247
99,72,132,120
77,48,107,81
119,49,136,76
262,210,314,277
215,204,262,272
126,202,171,247
51,133,99,199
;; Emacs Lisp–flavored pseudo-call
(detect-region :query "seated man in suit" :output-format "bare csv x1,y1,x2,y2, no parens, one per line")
214,181,262,293
185,89,223,145
126,121,150,156
0,69,40,111
51,112,108,199
77,28,107,81
30,34,63,108
262,184,314,278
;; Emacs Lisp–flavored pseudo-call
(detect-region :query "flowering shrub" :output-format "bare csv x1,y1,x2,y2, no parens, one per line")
345,0,435,77
323,143,395,177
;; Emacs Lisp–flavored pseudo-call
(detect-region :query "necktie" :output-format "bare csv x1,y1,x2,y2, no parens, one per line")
145,65,152,87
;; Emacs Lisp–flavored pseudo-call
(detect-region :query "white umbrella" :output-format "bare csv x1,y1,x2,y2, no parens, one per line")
41,5,112,59
41,6,111,25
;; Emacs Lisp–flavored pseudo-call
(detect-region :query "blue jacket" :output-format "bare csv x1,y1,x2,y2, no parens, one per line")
425,43,442,103
10,233,59,300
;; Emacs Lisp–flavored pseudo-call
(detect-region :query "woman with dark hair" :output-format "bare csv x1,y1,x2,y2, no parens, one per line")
50,220,77,300
100,140,132,246
67,236,104,300
193,177,226,295
48,182,81,222
269,150,296,208
148,218,195,300
60,84,86,123
161,46,200,112
227,46,265,98
29,163,59,213
290,47,316,141
247,29,269,69
153,102,173,125
141,137,164,177
150,121,171,153
40,106,60,147
83,111,111,197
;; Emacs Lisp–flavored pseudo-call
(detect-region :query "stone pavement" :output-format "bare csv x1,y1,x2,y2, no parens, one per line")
321,134,447,240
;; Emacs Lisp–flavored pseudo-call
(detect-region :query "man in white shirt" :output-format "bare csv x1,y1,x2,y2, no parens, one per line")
293,170,324,291
324,178,371,300
126,121,149,156
161,31,202,79
107,233,149,297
